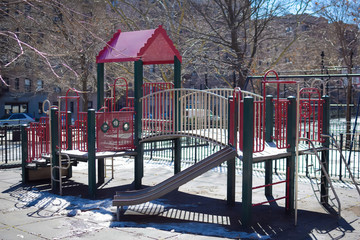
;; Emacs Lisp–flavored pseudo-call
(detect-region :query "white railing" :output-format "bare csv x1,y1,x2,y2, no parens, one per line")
141,89,229,146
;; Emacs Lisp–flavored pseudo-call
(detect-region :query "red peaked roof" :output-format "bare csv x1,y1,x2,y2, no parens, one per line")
96,25,182,65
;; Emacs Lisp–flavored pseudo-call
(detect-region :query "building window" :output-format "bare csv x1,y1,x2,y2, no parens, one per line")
38,102,43,114
3,77,9,92
70,102,74,113
302,25,309,31
25,79,31,92
15,78,19,90
36,80,43,90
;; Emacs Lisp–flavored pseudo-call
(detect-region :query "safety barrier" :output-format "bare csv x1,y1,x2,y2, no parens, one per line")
273,99,290,149
233,88,264,153
299,88,324,143
141,88,228,146
26,117,49,163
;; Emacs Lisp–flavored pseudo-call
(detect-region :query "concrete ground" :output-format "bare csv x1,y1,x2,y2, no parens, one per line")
0,156,359,240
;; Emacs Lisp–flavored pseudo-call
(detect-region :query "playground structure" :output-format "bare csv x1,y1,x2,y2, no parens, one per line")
20,26,360,226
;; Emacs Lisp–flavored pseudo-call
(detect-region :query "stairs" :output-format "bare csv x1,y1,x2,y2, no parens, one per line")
301,137,341,218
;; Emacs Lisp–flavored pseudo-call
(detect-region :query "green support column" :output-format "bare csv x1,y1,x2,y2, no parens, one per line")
97,63,105,110
134,60,144,189
50,107,59,192
21,125,28,183
265,95,274,197
66,111,72,178
241,96,254,226
227,96,237,206
96,63,105,185
174,56,182,174
286,96,296,213
321,95,330,204
88,109,96,198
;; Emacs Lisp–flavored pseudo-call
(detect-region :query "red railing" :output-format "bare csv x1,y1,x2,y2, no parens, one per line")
299,88,324,143
262,70,297,149
143,82,174,96
233,88,264,153
72,112,88,151
142,83,175,135
254,100,265,152
273,99,290,149
26,117,49,163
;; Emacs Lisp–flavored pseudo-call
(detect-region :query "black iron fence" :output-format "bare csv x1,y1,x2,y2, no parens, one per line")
0,125,22,166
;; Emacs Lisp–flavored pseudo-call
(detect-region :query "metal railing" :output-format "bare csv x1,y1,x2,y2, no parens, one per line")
141,88,229,146
0,125,22,165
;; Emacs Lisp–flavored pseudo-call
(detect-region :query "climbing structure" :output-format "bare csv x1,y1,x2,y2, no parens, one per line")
21,26,357,226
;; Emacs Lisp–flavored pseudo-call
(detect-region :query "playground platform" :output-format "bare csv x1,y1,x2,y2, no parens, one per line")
1,156,359,239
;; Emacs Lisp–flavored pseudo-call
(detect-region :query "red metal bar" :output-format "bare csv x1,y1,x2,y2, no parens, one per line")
252,166,290,207
299,87,324,143
252,179,288,190
252,196,287,207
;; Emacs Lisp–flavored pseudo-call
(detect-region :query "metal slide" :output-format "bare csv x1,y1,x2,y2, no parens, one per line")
113,146,236,219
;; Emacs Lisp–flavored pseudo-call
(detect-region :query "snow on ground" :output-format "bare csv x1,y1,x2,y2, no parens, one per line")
7,186,270,239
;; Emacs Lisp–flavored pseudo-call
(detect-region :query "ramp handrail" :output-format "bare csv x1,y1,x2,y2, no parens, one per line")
300,137,341,218
322,134,360,197
141,88,229,146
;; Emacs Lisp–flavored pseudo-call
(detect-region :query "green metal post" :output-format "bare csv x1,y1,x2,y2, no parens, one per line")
97,63,105,184
286,96,296,213
134,60,144,189
265,95,274,196
88,109,96,198
265,95,274,142
174,56,182,174
97,63,104,110
321,95,330,204
67,111,72,150
241,96,254,226
50,107,59,192
227,96,237,205
66,111,72,178
21,125,28,183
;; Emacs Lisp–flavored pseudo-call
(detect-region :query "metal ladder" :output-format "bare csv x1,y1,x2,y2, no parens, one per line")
300,137,341,218
105,157,114,179
322,134,360,197
51,153,71,195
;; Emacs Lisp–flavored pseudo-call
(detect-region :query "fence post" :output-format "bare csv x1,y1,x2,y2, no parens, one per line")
88,109,96,198
339,134,343,180
174,56,182,174
286,96,296,213
21,125,28,183
265,95,273,196
4,126,7,164
321,95,330,204
241,96,254,226
66,111,73,179
50,107,59,192
227,96,237,206
134,60,144,189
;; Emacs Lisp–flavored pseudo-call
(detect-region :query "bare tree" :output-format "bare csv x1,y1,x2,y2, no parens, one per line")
183,0,312,88
0,0,118,110
315,0,360,146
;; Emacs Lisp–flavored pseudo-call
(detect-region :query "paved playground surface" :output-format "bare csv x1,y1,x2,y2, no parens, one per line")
0,157,359,239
